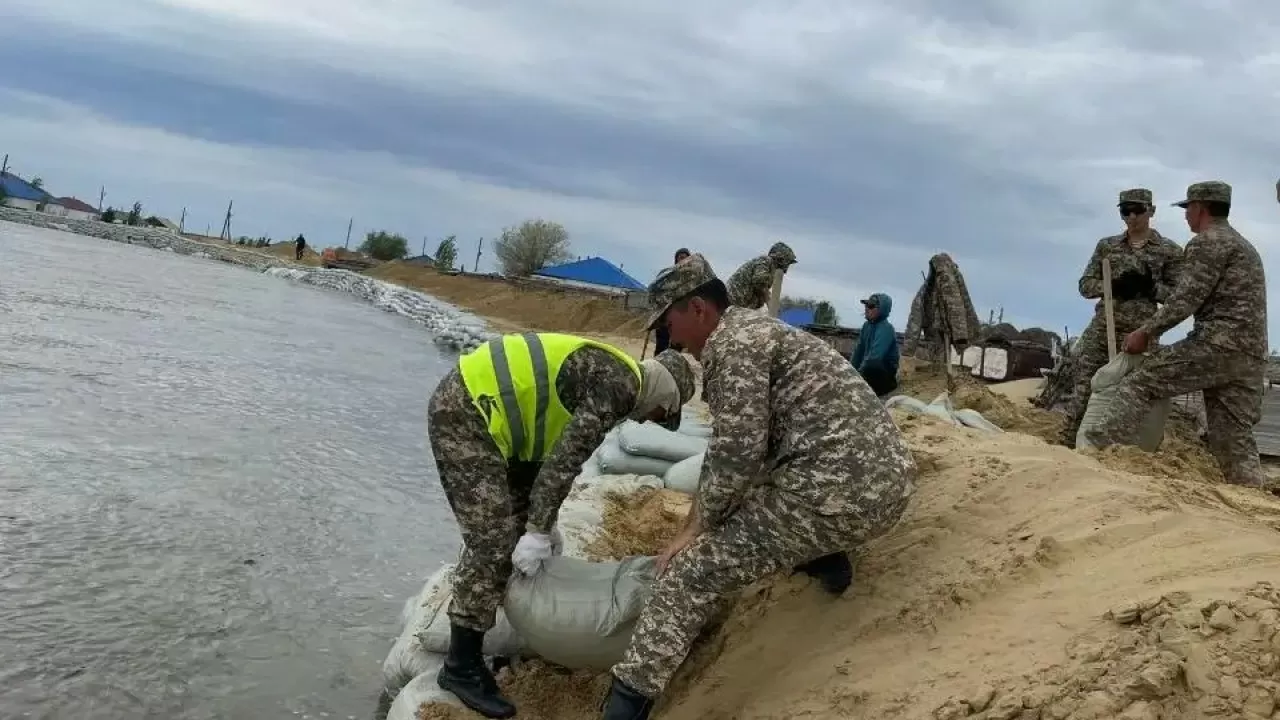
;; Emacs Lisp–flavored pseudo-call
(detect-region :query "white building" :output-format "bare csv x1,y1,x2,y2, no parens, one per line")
48,197,100,221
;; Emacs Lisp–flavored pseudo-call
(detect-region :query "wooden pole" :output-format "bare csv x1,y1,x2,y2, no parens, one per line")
766,268,785,317
344,218,353,249
1101,258,1117,360
640,332,650,360
474,238,484,273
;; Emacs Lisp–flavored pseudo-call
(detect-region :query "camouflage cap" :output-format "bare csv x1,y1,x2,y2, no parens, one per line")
653,348,696,406
645,253,719,330
768,241,797,266
1173,181,1232,207
1117,188,1153,206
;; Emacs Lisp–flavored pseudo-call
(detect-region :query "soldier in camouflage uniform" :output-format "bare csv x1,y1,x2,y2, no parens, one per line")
1060,188,1184,445
428,334,696,718
1083,182,1269,488
725,241,797,309
598,253,918,720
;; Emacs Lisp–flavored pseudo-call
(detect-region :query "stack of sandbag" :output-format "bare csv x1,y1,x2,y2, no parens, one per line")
380,563,523,711
380,464,675,717
1075,353,1170,452
596,414,709,485
884,392,1004,433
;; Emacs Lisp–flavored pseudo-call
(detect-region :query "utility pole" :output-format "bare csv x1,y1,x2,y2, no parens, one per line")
1,154,8,176
98,186,106,212
473,237,483,273
344,217,353,249
219,200,233,241
997,306,1004,323
421,236,428,257
179,207,187,233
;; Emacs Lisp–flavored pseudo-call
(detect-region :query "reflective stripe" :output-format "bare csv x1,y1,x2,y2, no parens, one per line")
490,333,552,461
489,338,527,459
522,333,552,459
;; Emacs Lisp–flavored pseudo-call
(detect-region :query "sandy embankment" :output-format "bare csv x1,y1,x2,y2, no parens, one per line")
264,260,1280,719
355,266,1280,720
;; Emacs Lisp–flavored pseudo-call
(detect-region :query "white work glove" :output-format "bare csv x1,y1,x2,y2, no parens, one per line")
511,532,554,575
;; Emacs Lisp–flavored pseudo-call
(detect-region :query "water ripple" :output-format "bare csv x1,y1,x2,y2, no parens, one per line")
0,221,462,719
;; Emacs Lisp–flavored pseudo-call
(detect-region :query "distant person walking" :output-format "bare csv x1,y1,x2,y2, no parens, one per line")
653,248,692,355
295,234,307,261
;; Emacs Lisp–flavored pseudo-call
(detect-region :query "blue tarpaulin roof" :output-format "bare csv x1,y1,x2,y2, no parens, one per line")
779,307,816,327
534,256,646,291
0,173,53,203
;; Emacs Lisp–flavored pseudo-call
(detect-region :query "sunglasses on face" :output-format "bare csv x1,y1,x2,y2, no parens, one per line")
1119,204,1149,217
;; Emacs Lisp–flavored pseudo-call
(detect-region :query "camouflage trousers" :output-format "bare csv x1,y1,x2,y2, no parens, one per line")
1062,312,1144,444
1082,339,1267,487
427,369,540,633
610,483,908,698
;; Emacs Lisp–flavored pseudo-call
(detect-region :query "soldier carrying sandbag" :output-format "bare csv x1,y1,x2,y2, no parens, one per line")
1082,181,1270,488
1061,188,1183,445
426,332,695,718
596,253,917,720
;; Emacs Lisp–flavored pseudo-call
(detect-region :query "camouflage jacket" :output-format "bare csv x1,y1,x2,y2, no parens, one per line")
1078,229,1183,325
1139,220,1269,358
902,253,982,353
527,347,640,533
726,256,775,309
696,307,917,528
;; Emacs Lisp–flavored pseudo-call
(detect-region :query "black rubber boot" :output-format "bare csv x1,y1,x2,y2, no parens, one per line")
793,552,854,595
600,676,654,720
436,624,516,719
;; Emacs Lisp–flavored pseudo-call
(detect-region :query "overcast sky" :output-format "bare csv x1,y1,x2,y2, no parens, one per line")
3,1,1279,340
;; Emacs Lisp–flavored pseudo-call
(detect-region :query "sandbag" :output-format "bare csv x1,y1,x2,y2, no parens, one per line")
953,408,1004,433
924,392,963,426
598,438,675,477
663,452,703,494
553,474,664,558
381,564,522,697
1076,353,1170,452
385,659,464,720
504,555,657,671
884,395,929,413
617,420,708,462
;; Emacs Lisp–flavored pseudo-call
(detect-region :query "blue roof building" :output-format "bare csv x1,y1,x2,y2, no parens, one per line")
533,256,646,292
779,307,817,327
0,172,54,206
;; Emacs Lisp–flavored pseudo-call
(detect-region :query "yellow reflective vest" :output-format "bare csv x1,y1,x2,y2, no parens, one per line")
457,332,642,461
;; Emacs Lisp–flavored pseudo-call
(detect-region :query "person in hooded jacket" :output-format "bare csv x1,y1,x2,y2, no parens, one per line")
850,293,900,397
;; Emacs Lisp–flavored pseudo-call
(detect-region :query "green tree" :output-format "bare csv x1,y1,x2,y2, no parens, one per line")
813,300,839,326
101,206,117,223
494,219,571,276
779,296,839,325
30,177,43,189
360,230,409,261
433,235,458,271
126,201,143,226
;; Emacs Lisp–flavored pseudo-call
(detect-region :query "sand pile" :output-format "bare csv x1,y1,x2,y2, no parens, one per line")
583,487,692,562
897,361,1063,443
930,581,1280,719
264,242,322,266
368,262,649,337
414,409,1280,720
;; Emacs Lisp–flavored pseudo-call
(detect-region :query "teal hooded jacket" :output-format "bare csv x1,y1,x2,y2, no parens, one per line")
850,293,899,377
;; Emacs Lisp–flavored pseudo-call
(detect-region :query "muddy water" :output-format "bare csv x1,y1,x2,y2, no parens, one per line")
0,222,459,719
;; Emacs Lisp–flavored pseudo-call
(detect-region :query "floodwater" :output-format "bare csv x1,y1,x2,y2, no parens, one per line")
0,222,460,719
